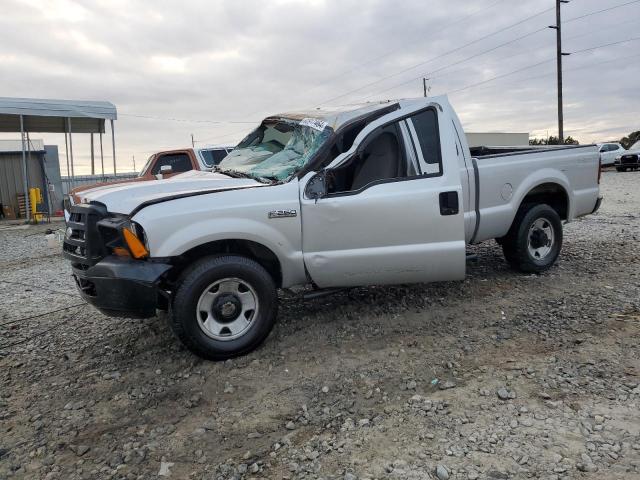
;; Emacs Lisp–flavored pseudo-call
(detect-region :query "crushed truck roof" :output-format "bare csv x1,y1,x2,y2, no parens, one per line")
267,96,448,131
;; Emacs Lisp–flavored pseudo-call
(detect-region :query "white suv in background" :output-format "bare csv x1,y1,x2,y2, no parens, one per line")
597,142,625,167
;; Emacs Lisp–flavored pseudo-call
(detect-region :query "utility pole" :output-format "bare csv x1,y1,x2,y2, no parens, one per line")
191,133,195,148
423,77,430,97
132,155,136,172
549,0,570,144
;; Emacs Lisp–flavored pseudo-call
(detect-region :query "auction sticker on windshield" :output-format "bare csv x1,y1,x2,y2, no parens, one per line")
300,118,328,132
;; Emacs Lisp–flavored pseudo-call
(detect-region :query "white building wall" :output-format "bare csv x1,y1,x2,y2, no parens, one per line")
465,132,529,148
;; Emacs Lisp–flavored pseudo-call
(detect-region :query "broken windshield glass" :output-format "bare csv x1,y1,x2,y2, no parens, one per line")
218,118,333,181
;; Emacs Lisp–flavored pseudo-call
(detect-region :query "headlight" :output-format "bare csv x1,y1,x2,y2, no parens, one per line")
97,216,149,259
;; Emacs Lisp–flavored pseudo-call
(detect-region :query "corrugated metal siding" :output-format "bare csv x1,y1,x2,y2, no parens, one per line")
43,146,64,211
0,152,46,217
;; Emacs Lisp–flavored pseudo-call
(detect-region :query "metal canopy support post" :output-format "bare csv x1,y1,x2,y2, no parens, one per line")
67,117,75,187
64,129,70,179
99,130,105,179
90,133,95,175
19,114,30,222
110,119,116,175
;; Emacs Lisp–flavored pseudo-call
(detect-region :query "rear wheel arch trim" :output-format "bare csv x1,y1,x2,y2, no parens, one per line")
513,180,571,222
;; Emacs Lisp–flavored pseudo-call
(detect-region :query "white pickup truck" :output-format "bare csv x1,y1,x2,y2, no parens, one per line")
63,97,602,359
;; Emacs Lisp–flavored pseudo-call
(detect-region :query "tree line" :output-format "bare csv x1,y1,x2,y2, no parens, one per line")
529,130,639,148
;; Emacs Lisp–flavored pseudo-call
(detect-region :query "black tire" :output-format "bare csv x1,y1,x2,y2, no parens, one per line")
616,167,624,172
170,255,278,360
501,203,563,273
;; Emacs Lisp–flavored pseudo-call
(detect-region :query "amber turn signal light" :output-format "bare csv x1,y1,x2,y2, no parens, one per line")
122,228,149,259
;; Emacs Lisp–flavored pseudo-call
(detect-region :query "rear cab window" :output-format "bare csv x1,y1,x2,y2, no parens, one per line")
406,108,443,176
151,153,193,175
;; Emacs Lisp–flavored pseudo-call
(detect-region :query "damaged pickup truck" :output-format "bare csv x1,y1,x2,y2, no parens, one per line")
63,97,602,360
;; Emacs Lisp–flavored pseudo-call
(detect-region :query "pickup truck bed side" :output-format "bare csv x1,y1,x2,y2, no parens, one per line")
468,145,600,243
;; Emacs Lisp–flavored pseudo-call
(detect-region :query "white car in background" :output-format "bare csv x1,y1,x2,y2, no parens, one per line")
597,142,625,167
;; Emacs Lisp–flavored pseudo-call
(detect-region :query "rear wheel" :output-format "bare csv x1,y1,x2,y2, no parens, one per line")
616,167,624,172
170,255,278,360
501,204,563,273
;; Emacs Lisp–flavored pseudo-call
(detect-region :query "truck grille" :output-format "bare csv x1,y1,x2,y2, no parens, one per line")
63,203,109,267
621,154,638,165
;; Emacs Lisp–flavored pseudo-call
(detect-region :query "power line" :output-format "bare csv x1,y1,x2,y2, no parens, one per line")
325,0,507,82
316,5,556,106
448,36,640,95
120,112,257,125
456,51,640,94
230,0,509,124
564,0,640,23
363,12,639,102
362,26,549,100
571,36,640,54
564,16,637,42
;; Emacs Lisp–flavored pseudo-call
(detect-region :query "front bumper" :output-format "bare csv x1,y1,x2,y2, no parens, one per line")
71,255,172,318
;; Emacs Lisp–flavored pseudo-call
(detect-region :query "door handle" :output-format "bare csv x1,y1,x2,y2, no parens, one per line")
439,191,459,216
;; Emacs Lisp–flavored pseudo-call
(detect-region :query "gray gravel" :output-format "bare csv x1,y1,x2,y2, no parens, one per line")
1,170,639,479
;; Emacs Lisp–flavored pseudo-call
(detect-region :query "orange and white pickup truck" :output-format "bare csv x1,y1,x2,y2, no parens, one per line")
66,145,233,209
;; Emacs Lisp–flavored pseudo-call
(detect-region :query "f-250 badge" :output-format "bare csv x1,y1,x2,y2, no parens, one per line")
268,209,297,219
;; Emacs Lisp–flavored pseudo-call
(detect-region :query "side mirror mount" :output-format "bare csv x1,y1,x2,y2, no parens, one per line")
305,171,327,200
160,165,173,174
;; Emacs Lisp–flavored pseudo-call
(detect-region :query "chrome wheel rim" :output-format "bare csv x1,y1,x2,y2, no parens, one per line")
196,277,258,341
527,217,554,260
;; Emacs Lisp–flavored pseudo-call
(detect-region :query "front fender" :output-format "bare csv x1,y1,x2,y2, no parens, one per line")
152,218,305,287
131,181,307,287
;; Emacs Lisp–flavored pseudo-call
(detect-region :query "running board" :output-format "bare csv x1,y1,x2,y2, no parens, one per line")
303,288,349,300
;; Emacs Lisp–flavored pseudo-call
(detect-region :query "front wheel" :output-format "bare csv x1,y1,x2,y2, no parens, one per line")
501,204,563,273
170,255,278,360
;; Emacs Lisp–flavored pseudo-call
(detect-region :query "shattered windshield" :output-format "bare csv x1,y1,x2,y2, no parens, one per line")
218,117,332,182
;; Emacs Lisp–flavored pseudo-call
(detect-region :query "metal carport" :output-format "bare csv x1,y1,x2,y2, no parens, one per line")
0,97,117,222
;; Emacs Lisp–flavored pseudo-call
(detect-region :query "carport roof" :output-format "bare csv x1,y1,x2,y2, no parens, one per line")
0,97,117,133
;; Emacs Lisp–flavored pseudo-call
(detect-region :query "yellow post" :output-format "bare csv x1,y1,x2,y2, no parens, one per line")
29,187,43,223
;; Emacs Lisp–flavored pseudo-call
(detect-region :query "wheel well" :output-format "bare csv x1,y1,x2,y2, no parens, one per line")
519,183,569,220
173,239,283,287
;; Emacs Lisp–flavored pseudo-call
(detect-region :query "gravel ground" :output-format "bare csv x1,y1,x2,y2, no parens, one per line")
1,170,639,480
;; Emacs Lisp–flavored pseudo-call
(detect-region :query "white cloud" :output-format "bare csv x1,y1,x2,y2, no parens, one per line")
0,0,638,173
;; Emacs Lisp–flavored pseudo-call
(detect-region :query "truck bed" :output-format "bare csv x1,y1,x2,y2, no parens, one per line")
465,144,600,244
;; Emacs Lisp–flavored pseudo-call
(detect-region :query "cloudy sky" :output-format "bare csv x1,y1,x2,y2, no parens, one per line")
1,0,638,174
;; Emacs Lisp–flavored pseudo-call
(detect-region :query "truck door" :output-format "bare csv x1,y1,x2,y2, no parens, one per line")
299,103,466,288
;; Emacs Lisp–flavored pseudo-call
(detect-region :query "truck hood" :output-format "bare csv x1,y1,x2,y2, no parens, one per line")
76,170,262,214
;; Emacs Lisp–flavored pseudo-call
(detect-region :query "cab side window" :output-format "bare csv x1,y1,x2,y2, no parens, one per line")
327,122,413,193
151,153,192,175
201,149,229,168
